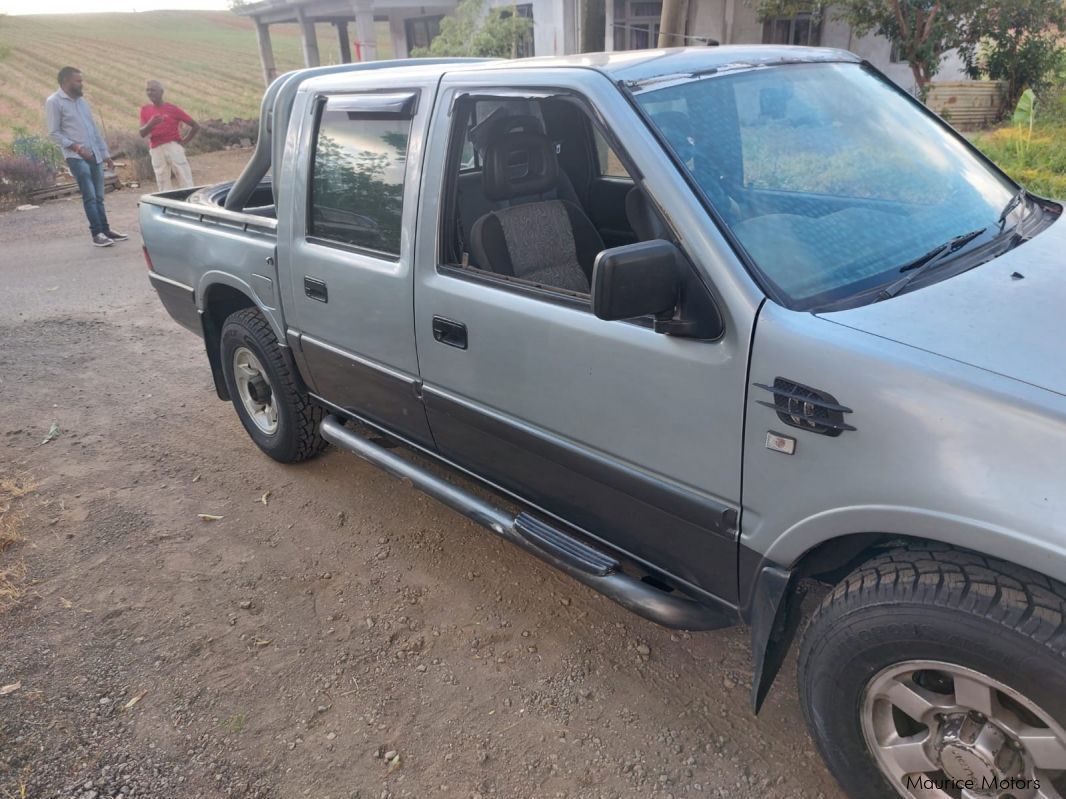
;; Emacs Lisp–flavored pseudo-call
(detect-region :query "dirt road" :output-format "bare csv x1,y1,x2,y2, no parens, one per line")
0,151,845,799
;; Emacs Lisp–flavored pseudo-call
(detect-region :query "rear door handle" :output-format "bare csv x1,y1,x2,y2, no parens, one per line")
432,316,467,349
304,276,328,303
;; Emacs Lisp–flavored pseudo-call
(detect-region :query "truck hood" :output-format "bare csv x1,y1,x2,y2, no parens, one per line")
820,215,1066,398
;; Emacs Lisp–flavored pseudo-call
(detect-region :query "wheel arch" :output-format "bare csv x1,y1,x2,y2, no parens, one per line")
745,528,1066,715
199,281,260,401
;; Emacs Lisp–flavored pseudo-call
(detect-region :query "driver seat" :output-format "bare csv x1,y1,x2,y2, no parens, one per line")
469,130,603,293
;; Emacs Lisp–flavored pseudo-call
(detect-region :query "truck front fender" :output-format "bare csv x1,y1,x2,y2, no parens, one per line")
761,505,1066,590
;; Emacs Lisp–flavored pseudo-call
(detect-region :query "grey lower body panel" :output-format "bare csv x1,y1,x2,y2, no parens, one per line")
149,273,199,335
298,335,435,449
320,415,738,631
422,388,740,601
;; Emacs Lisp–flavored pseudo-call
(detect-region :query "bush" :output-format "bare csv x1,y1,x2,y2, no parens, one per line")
411,0,534,58
1037,67,1066,125
107,130,155,183
972,124,1066,198
10,128,63,172
185,117,258,155
961,0,1066,109
0,155,54,199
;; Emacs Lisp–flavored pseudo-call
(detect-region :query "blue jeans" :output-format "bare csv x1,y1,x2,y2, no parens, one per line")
66,157,110,237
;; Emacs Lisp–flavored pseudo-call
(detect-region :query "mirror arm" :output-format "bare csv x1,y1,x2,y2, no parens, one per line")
654,316,703,337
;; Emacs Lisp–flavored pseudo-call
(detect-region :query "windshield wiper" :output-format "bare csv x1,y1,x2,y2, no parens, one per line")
877,227,987,300
997,188,1027,231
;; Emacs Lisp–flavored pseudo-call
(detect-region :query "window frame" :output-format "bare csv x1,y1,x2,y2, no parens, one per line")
435,88,647,309
593,127,634,181
498,3,535,58
404,15,443,53
305,90,420,262
761,12,822,47
614,0,663,50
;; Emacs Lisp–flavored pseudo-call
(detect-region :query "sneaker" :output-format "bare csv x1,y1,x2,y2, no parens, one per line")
104,229,128,241
92,233,114,247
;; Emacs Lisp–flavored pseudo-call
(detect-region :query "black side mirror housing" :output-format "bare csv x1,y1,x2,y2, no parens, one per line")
592,240,680,322
591,239,725,340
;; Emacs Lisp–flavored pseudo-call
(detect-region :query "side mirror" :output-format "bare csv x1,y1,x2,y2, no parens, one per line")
591,240,680,322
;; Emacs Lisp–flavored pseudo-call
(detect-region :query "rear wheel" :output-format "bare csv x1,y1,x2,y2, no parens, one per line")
799,544,1066,799
219,308,326,463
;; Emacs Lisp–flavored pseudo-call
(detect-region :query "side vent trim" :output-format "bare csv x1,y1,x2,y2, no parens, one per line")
753,379,856,437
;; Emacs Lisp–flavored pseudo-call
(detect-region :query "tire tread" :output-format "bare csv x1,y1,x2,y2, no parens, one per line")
225,308,326,463
807,543,1066,661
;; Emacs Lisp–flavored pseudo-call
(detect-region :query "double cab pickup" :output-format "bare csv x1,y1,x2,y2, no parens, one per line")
142,47,1066,799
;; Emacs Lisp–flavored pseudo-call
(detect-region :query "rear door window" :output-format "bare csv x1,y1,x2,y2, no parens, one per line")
309,99,412,257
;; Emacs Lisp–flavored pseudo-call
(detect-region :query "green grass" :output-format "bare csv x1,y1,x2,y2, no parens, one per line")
219,712,246,733
971,123,1066,199
0,11,393,144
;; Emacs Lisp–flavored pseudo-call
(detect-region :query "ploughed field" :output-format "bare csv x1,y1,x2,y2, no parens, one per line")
0,11,394,144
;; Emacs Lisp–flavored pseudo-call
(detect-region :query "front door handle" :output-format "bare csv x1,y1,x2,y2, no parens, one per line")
432,316,467,350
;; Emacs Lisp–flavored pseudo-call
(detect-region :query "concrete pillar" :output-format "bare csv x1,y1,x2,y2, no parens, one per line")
389,14,408,59
254,18,278,86
658,0,689,47
604,0,614,51
352,1,377,61
297,7,321,67
335,20,352,62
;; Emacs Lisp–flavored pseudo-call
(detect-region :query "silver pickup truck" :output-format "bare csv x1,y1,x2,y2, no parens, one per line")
141,47,1066,799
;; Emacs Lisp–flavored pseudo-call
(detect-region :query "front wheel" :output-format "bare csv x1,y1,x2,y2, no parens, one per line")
219,308,326,463
799,544,1066,799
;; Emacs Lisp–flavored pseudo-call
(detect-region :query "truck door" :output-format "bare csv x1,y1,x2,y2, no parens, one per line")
412,73,760,604
280,83,434,447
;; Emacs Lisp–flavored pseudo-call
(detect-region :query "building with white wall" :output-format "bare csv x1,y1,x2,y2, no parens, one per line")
236,0,965,94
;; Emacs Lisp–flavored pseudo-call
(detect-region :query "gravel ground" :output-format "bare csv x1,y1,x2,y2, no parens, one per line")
0,149,846,799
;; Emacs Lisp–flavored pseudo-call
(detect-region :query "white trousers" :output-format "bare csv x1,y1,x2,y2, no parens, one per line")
150,141,193,191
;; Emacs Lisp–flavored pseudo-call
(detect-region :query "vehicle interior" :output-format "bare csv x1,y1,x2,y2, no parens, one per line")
441,94,677,295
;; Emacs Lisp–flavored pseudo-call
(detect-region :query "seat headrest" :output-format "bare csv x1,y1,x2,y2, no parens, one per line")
470,112,542,154
482,131,558,201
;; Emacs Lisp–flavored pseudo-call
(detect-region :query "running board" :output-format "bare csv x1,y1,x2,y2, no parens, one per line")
320,416,736,631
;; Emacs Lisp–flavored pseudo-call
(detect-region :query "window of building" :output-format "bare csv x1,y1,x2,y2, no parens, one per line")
761,12,821,47
612,0,662,50
309,102,411,257
889,41,905,63
499,4,535,57
405,15,442,52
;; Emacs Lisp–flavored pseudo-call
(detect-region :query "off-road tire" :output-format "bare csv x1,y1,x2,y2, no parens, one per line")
798,543,1066,799
220,308,326,463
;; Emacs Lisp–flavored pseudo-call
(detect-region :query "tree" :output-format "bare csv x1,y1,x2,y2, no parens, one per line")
751,0,979,92
959,0,1066,107
411,0,535,58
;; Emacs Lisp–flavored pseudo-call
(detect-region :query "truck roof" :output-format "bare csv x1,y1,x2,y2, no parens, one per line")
301,45,861,90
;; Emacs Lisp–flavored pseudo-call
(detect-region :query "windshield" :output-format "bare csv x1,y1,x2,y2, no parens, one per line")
635,62,1018,309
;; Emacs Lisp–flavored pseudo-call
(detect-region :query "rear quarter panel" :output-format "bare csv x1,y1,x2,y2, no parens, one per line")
139,199,284,342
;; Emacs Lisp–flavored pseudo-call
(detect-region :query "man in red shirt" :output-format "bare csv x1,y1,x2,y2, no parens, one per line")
139,80,200,191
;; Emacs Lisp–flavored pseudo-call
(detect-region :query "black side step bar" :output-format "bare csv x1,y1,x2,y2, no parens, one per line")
320,416,736,631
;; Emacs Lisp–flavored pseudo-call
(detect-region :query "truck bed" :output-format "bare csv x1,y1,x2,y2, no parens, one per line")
140,179,281,339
